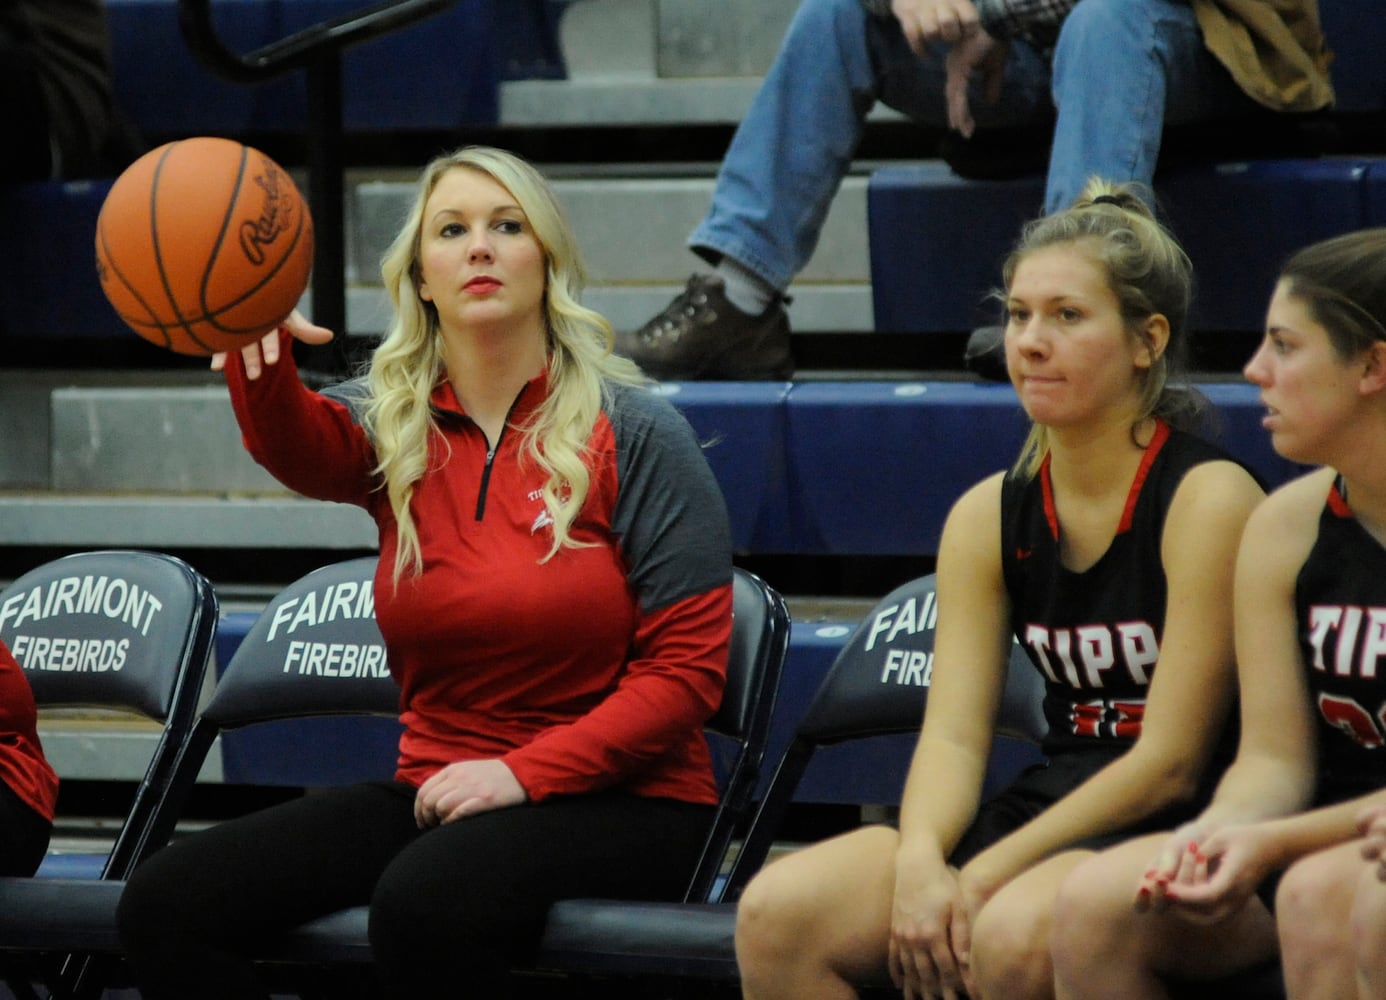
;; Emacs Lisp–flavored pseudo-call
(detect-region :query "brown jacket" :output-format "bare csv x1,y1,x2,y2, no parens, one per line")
1193,0,1335,112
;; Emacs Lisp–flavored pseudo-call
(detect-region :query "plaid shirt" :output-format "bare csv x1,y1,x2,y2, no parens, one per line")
975,0,1077,52
858,0,1079,55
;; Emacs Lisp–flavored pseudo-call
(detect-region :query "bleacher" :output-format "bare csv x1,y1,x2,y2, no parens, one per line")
1,0,1385,995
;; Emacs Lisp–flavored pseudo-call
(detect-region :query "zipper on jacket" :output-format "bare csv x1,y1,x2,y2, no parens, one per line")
472,384,529,521
475,438,500,520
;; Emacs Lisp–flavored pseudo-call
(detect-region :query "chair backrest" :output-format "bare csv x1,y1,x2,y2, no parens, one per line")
144,556,395,855
201,555,396,727
0,549,219,878
725,572,1045,896
687,567,790,903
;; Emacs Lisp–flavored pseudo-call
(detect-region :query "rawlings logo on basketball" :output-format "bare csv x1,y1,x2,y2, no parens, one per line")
94,136,315,355
239,158,293,267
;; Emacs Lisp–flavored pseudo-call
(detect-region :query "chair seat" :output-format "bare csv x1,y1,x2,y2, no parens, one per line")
536,901,739,980
267,906,373,965
0,879,125,953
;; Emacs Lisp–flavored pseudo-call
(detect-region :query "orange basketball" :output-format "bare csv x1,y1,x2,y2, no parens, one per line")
95,136,314,356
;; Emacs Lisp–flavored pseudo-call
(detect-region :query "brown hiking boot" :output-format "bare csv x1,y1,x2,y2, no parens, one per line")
616,274,794,381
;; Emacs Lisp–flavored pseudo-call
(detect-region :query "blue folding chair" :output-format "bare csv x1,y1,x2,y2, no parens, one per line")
0,550,218,1000
533,572,1045,987
47,559,785,993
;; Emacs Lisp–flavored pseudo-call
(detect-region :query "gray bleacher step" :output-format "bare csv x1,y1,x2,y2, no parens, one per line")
37,716,224,784
556,0,797,81
499,76,907,129
510,0,905,125
0,369,218,492
502,77,764,127
348,172,876,335
50,386,278,494
0,495,376,550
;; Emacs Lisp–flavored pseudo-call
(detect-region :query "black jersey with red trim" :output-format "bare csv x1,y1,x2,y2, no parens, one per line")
1297,477,1386,803
224,331,733,806
1002,422,1238,755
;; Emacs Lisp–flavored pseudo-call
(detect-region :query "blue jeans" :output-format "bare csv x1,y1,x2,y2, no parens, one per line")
691,0,1259,291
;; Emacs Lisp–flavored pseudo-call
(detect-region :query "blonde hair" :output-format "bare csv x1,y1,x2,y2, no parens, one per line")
1001,178,1201,477
363,146,644,582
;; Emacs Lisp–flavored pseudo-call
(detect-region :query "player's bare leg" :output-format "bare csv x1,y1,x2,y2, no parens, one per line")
969,850,1092,1000
1278,840,1362,999
1051,834,1277,999
1351,858,1386,999
736,825,898,1000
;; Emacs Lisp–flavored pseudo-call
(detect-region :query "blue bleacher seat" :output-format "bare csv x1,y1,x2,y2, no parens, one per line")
105,0,502,140
1366,160,1386,226
785,381,1030,555
0,180,125,344
869,162,1041,333
869,159,1376,336
1318,0,1386,115
655,381,793,553
1159,160,1372,332
1199,382,1310,488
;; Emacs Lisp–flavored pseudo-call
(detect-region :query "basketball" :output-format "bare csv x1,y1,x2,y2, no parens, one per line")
95,136,314,356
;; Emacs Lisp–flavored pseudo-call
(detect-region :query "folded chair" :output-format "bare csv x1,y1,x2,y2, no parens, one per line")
533,572,1046,987
0,550,218,1000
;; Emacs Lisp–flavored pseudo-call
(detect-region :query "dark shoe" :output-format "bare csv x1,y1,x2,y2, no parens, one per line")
617,274,794,381
963,324,1008,382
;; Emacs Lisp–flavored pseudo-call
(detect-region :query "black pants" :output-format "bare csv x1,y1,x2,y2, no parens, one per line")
0,779,51,877
117,781,712,999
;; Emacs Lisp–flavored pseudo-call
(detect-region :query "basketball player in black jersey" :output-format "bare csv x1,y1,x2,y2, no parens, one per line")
1051,228,1386,1000
733,181,1264,1000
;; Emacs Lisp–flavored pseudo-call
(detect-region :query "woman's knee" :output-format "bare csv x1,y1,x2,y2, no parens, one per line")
1049,846,1147,976
736,827,896,979
735,854,822,970
1274,844,1367,998
1276,846,1358,964
971,892,1054,997
1352,865,1386,979
1277,850,1340,930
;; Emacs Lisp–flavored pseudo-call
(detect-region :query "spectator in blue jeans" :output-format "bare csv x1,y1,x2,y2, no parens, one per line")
617,0,1333,381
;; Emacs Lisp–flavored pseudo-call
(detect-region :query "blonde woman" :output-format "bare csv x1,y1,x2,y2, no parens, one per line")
734,181,1263,1000
117,146,734,999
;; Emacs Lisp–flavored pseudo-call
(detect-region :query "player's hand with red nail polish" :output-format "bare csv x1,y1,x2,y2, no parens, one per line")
1155,821,1282,923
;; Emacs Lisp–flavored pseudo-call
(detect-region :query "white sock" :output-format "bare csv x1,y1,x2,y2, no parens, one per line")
715,257,777,316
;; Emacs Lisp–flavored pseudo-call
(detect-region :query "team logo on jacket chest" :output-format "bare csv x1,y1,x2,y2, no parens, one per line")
527,486,554,535
1023,621,1159,689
